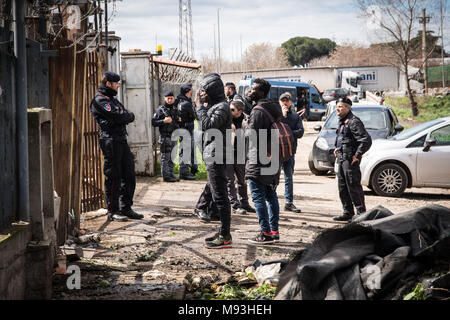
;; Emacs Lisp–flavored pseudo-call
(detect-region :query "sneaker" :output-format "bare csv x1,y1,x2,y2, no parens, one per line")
333,213,354,222
163,176,178,182
285,203,301,213
270,230,280,243
233,208,247,215
180,174,196,181
204,232,220,242
121,209,144,220
204,234,232,249
194,208,211,222
248,231,275,245
107,212,129,222
241,204,256,213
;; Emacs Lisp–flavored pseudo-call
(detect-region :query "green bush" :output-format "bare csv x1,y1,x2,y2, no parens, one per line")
385,95,450,123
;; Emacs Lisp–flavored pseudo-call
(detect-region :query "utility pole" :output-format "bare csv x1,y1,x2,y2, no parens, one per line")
213,24,217,71
217,8,221,74
419,8,431,93
240,34,243,72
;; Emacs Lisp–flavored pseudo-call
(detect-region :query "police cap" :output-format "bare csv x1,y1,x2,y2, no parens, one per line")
337,97,353,107
180,83,193,95
164,91,174,97
103,71,120,83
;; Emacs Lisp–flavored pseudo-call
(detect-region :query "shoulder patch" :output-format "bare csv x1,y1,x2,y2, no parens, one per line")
103,103,111,112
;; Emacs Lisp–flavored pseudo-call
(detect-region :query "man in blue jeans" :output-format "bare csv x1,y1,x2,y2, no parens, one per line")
245,79,282,244
279,92,304,213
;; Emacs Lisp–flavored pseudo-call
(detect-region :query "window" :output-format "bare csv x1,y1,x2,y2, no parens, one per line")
406,135,426,148
390,119,445,141
238,85,248,96
311,93,321,104
269,86,279,102
280,87,297,100
430,125,450,146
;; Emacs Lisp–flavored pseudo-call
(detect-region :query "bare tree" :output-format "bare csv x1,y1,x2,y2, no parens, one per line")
241,42,289,70
357,0,439,116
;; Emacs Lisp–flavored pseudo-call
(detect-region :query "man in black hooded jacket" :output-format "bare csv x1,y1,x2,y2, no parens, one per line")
196,73,233,249
90,71,143,222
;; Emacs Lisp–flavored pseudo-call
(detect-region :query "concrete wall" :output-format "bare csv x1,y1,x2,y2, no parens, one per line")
0,109,57,300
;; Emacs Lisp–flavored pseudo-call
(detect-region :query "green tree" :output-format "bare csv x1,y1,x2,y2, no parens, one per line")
281,37,336,67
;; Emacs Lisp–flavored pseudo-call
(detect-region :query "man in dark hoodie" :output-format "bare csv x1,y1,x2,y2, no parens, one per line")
90,71,143,222
177,83,197,180
245,78,283,244
196,73,233,249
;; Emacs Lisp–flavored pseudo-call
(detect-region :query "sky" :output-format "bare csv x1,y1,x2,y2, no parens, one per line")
107,0,450,62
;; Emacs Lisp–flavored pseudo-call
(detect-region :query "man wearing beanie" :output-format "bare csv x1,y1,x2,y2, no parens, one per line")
196,73,233,249
177,83,197,180
90,71,144,222
152,91,182,182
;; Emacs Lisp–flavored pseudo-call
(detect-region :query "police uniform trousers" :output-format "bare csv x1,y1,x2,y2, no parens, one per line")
160,136,176,179
99,138,136,213
179,123,198,176
336,159,366,215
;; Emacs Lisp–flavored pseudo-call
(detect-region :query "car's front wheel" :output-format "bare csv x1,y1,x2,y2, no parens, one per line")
371,163,408,197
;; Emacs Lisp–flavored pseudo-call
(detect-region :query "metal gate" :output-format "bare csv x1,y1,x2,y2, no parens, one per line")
81,50,104,213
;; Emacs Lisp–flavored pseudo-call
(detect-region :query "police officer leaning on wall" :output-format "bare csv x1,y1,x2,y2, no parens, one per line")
90,71,144,222
333,97,372,222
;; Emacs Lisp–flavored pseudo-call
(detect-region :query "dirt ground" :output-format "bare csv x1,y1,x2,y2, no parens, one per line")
52,121,450,300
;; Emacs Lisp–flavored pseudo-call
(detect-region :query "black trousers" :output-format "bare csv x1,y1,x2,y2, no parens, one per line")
337,159,366,215
196,181,219,217
226,163,249,209
206,163,231,237
99,138,136,213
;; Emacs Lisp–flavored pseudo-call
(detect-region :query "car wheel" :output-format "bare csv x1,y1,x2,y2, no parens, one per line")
371,163,407,197
308,152,328,176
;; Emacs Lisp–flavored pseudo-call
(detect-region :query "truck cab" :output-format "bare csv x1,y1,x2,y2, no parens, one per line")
238,76,327,121
339,71,363,97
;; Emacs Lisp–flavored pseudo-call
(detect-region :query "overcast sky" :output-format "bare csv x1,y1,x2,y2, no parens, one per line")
107,0,449,61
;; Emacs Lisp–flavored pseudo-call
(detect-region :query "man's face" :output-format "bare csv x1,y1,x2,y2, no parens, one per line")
230,104,243,118
164,96,175,105
280,98,292,108
198,89,209,104
107,81,120,92
246,83,264,103
336,102,351,118
225,86,234,97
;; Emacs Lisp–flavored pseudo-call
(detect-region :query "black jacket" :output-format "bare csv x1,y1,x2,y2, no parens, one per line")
152,102,180,138
177,93,196,128
245,99,283,186
280,109,304,155
196,74,232,163
90,84,135,141
335,111,372,160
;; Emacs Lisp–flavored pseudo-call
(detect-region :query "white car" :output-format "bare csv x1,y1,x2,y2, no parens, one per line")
361,117,450,197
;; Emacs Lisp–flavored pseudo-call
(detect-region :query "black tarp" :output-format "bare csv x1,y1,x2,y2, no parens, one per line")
275,204,450,300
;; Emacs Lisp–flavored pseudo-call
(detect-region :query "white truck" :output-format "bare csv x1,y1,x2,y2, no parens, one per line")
336,66,400,97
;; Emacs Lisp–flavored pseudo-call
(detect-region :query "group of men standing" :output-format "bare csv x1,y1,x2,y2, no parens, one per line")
90,71,372,249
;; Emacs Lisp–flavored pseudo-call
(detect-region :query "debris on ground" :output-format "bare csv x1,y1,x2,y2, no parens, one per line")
275,204,450,300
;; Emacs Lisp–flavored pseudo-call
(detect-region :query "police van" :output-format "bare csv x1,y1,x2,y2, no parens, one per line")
237,76,327,121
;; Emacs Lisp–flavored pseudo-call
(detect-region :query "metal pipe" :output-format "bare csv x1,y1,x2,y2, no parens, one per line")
14,0,30,222
105,0,108,47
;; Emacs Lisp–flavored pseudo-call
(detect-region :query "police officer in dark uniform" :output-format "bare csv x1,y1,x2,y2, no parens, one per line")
177,83,197,180
333,97,372,222
90,71,144,222
152,91,181,182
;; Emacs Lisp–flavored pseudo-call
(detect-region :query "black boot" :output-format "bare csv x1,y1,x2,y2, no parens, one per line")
285,203,301,213
180,173,196,180
333,213,354,222
121,209,144,220
164,176,178,182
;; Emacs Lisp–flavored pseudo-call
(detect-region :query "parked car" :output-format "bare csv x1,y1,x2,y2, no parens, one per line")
322,88,350,103
309,104,404,175
360,117,450,197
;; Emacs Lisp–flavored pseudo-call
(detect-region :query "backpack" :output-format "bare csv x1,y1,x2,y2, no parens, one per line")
253,106,294,163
